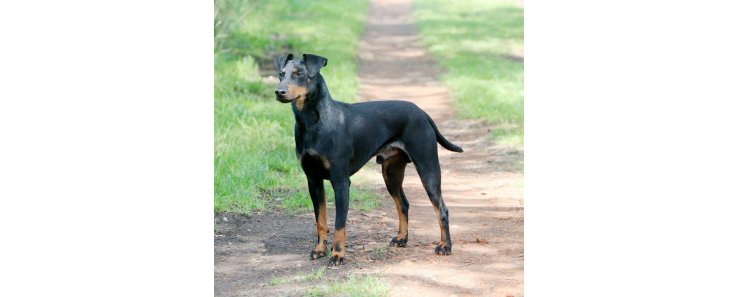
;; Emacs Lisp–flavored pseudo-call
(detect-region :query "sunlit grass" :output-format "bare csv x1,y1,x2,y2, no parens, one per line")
304,275,390,297
414,0,524,146
214,0,375,214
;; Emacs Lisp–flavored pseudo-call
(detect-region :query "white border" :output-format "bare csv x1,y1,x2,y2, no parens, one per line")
0,1,213,296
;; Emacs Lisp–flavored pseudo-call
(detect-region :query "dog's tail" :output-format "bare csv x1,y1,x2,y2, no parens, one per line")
426,114,464,153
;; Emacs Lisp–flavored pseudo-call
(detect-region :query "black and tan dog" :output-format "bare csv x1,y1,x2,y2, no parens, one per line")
274,53,463,267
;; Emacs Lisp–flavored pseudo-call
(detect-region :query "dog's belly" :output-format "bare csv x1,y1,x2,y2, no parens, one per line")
374,141,411,164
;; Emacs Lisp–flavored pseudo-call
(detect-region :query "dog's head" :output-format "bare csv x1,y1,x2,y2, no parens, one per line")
273,53,327,107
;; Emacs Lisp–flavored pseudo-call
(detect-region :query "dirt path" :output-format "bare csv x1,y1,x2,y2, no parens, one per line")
355,0,523,296
214,0,523,296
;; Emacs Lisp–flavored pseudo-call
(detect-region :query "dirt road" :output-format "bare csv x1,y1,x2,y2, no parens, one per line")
214,0,523,296
355,0,523,296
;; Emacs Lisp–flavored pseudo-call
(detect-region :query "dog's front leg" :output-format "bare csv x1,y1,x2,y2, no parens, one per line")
328,176,350,267
307,176,328,260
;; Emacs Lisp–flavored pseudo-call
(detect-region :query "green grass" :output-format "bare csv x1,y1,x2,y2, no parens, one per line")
267,270,389,296
301,267,326,281
304,275,390,297
267,267,325,287
214,0,376,214
269,276,287,286
279,175,384,214
413,0,524,145
370,246,388,257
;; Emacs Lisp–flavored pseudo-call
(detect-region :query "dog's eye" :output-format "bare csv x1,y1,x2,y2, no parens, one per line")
279,71,285,80
296,72,304,77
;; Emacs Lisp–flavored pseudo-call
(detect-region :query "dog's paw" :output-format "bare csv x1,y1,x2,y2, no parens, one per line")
310,249,326,260
434,243,452,255
310,240,328,260
389,237,407,247
328,255,344,268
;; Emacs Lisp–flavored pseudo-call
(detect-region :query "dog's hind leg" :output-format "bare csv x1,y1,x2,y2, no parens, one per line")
408,142,452,255
382,153,410,247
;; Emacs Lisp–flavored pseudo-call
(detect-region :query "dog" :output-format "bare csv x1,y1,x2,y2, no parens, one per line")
274,53,463,267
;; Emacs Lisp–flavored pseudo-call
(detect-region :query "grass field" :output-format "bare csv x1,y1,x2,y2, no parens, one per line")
413,0,524,145
267,268,389,296
214,0,379,214
304,275,390,297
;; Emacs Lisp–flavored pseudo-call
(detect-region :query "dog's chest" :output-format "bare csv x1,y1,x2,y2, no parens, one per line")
298,148,332,177
296,123,339,154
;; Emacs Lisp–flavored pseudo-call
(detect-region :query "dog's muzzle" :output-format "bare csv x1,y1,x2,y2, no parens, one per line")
275,89,297,103
275,95,298,103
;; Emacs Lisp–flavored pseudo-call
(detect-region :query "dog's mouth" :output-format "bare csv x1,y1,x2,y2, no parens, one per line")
276,95,300,103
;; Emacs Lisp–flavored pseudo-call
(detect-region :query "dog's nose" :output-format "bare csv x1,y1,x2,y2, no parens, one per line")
275,89,287,96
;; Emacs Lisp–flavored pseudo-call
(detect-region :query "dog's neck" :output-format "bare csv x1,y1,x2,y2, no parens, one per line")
292,74,335,126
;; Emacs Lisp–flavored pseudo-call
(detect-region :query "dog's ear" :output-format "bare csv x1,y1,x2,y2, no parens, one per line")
303,54,328,77
274,53,293,72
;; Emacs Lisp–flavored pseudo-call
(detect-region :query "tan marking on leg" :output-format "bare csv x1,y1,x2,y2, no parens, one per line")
382,155,409,241
433,204,448,245
331,227,346,258
315,198,328,253
392,194,408,239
